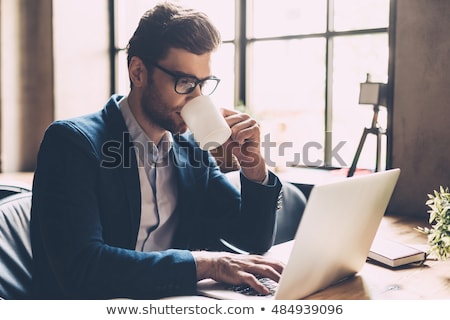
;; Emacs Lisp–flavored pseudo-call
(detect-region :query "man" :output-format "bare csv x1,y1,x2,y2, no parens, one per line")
30,2,284,299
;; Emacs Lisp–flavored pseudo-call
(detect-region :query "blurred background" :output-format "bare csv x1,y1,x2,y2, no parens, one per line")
0,0,449,216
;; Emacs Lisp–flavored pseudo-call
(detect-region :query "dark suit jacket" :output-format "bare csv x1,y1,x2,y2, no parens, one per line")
30,95,282,299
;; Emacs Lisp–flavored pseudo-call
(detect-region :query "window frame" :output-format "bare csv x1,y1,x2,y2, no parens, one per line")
109,0,395,170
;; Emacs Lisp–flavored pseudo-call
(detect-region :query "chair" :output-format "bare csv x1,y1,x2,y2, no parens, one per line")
273,182,307,244
0,186,33,300
0,183,32,200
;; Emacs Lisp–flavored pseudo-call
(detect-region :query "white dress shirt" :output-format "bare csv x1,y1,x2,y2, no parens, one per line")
119,97,178,252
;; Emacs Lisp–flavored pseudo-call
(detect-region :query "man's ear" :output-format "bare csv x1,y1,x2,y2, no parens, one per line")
129,56,148,88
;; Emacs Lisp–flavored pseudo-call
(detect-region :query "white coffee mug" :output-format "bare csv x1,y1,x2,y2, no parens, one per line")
181,96,232,151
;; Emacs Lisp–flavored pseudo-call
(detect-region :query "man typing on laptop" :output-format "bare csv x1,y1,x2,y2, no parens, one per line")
30,2,284,300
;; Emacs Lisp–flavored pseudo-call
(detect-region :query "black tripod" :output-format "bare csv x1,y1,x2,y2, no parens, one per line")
347,104,386,177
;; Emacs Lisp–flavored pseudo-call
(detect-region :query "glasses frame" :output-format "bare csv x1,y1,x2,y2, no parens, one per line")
152,63,221,96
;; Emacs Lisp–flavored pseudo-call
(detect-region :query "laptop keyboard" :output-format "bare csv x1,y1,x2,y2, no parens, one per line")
227,277,278,297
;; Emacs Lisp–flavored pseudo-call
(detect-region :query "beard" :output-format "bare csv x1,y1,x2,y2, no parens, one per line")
140,83,188,135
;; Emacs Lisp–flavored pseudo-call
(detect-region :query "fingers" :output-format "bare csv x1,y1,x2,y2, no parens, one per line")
220,108,260,145
212,253,285,295
220,107,239,117
248,255,285,275
232,118,260,145
238,272,271,295
234,258,283,295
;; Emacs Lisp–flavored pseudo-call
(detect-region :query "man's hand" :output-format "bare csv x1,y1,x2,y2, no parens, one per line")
221,108,267,183
192,251,284,295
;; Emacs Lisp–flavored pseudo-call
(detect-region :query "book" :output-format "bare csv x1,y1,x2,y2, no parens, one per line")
367,238,427,268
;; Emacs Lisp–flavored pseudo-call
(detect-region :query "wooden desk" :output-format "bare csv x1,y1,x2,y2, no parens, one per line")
304,215,450,300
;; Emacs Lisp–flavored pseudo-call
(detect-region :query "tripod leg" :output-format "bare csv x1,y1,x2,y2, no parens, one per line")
347,129,369,177
375,130,383,172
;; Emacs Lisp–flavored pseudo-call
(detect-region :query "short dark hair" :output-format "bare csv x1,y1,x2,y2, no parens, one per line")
126,2,222,68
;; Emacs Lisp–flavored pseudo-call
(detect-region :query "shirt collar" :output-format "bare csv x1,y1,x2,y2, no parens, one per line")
119,96,173,164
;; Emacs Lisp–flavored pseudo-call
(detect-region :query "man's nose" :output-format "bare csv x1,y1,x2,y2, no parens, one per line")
191,84,202,97
185,85,202,102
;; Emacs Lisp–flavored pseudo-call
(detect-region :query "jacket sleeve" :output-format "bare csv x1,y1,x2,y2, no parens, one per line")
207,164,283,254
173,134,283,255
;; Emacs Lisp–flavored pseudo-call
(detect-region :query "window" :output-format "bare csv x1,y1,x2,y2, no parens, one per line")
247,0,390,170
113,0,390,171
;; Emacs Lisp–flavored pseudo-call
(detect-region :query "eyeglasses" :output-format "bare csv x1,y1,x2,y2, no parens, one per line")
152,63,220,96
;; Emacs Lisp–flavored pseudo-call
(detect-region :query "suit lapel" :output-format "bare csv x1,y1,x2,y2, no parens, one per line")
171,137,199,248
172,140,193,190
103,96,141,245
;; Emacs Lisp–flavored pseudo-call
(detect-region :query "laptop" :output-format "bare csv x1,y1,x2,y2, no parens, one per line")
197,168,401,300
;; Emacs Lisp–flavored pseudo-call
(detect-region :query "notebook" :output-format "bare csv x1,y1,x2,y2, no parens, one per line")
197,168,401,300
368,238,427,268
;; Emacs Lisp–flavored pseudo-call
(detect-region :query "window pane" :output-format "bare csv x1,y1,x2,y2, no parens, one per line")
116,0,160,49
210,43,235,108
117,50,130,95
331,33,389,169
251,0,327,38
249,39,326,169
178,0,235,41
333,0,390,31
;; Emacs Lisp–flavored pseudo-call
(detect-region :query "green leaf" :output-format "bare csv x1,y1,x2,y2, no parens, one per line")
420,186,450,260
